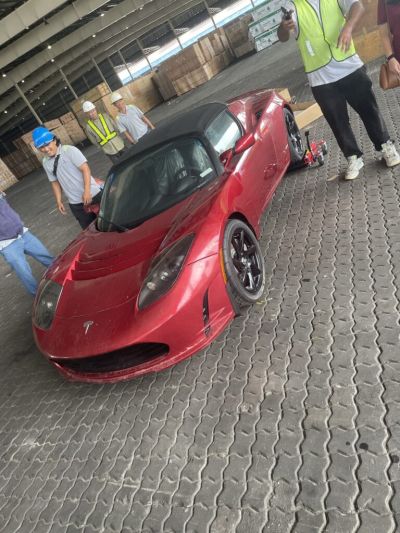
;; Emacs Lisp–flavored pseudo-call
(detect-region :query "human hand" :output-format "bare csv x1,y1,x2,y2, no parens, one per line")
57,201,66,215
337,23,353,52
82,190,92,205
388,57,400,78
281,17,295,32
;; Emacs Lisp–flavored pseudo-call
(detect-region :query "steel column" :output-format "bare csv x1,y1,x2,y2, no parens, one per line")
14,83,43,125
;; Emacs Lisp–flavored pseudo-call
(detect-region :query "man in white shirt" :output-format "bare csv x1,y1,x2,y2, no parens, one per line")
32,127,102,229
278,0,400,180
110,92,155,145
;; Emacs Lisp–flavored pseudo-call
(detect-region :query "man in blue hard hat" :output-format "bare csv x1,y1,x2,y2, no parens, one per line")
0,190,53,296
32,127,102,229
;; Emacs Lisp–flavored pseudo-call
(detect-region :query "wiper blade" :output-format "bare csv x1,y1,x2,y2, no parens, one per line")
96,214,129,232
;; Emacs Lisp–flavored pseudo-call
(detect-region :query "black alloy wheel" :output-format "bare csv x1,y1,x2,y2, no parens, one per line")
222,219,266,310
284,108,304,165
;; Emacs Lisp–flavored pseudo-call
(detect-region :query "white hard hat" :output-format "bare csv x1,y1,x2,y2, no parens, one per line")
82,101,96,112
110,92,123,104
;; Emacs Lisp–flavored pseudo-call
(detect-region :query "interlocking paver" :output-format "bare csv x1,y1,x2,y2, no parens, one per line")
2,47,400,533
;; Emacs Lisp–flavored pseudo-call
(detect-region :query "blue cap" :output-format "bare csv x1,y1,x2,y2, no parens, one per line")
32,127,55,148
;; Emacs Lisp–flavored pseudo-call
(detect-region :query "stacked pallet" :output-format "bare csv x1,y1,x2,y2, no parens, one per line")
2,150,42,180
59,112,86,145
125,72,163,112
249,0,282,52
0,158,18,190
224,14,255,58
157,28,234,96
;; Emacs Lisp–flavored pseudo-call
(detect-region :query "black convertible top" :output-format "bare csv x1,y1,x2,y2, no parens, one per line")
114,102,227,166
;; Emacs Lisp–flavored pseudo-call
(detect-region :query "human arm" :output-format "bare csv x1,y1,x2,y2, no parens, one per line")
142,115,155,130
337,1,365,52
124,131,137,144
79,162,92,205
379,23,400,76
50,181,67,214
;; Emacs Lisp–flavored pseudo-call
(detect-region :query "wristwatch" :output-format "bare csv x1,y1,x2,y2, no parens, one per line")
387,54,396,61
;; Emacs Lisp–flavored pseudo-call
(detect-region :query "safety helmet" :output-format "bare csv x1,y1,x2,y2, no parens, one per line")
82,100,96,112
32,127,55,148
110,92,123,104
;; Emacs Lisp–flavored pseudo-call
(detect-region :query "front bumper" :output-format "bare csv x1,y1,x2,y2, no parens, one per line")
33,255,234,383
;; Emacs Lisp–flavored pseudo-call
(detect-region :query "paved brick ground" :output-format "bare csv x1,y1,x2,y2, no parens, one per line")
1,42,400,532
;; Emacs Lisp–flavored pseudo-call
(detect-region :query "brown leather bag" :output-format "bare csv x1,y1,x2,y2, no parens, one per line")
380,62,400,90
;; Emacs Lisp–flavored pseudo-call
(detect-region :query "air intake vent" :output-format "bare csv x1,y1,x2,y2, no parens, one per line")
53,343,169,374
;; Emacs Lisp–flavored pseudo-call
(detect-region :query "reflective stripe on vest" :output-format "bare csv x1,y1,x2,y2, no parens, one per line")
87,114,118,146
295,0,356,73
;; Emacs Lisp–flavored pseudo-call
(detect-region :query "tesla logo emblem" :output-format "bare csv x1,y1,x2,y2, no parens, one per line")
83,321,94,334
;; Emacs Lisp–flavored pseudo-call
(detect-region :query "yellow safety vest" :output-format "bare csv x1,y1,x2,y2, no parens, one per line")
87,114,118,146
295,0,356,73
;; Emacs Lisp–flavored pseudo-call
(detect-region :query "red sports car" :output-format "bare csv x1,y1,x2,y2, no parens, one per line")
33,88,304,383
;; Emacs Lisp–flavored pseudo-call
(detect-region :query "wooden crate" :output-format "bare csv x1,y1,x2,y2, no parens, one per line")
0,158,18,189
223,14,255,58
70,82,111,115
125,73,163,113
59,112,76,124
173,50,233,96
62,119,87,144
153,70,177,101
44,119,62,129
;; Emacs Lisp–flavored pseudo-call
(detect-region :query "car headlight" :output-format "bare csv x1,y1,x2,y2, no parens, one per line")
33,279,63,330
138,234,194,310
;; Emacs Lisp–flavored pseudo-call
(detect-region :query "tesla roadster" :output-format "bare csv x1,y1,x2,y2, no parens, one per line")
33,88,304,383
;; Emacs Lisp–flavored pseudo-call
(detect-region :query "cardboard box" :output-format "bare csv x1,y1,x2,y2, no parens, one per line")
252,0,283,21
249,11,281,38
255,27,280,51
291,101,323,129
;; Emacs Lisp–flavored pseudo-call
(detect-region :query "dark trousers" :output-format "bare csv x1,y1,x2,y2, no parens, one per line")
108,148,126,164
69,191,103,229
311,66,390,158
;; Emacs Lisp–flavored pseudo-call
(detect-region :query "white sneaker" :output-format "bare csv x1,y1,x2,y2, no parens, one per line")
345,155,364,180
380,140,400,167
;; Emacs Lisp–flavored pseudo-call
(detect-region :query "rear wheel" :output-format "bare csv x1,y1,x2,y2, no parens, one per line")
284,108,304,165
222,219,265,311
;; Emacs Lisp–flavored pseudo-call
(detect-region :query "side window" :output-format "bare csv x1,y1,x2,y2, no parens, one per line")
205,111,242,155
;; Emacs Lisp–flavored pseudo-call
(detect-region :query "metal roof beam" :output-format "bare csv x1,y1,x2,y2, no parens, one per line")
0,0,110,72
0,0,150,93
0,0,199,112
0,0,69,45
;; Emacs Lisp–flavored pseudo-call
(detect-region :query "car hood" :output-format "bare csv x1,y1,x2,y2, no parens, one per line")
46,182,222,318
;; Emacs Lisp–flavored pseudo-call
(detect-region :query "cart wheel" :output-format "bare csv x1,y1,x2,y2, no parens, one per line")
317,154,324,166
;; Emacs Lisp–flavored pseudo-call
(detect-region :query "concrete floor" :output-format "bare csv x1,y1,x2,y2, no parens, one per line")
1,39,400,532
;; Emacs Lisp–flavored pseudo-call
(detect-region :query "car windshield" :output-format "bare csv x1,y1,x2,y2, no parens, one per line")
97,138,217,232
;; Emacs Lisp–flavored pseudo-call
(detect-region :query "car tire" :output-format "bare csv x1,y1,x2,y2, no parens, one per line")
284,108,304,165
222,219,266,311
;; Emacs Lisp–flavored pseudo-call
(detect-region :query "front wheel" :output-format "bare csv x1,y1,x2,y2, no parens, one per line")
284,108,304,165
222,219,266,311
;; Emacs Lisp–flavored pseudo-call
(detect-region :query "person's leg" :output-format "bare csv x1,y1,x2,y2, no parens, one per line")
340,66,390,150
1,239,38,295
69,203,97,229
312,81,362,158
22,231,53,267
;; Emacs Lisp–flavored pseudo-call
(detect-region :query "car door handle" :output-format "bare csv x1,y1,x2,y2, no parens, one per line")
264,163,277,178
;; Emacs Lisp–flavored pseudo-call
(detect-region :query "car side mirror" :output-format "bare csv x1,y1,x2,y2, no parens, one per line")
234,132,255,155
219,133,256,169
